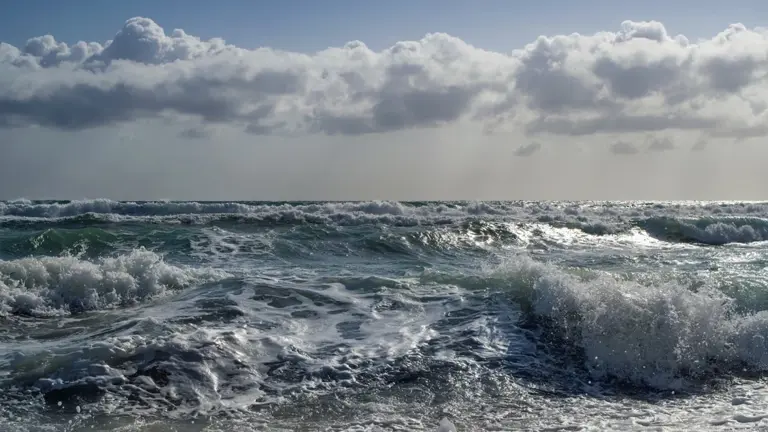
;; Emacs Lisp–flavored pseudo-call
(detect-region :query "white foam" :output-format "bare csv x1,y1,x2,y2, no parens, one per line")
493,256,768,388
677,219,768,244
0,248,229,316
437,418,456,432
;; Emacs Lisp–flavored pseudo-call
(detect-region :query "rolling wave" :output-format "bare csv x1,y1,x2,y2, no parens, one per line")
639,216,768,245
426,256,768,389
3,200,768,248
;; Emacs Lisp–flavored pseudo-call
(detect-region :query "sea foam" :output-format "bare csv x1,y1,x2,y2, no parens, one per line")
0,248,229,316
491,256,768,388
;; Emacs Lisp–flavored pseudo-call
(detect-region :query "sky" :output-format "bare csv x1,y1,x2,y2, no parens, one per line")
1,0,767,200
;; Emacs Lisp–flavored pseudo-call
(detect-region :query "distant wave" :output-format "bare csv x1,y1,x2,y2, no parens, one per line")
638,216,768,245
5,200,768,247
3,198,768,220
0,199,432,218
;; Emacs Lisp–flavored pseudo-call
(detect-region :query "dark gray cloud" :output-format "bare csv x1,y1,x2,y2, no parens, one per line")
309,63,491,135
1,17,768,141
702,56,759,93
513,37,607,114
0,65,300,131
592,57,682,100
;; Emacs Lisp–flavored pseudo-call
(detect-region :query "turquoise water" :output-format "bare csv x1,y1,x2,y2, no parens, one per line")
2,200,768,431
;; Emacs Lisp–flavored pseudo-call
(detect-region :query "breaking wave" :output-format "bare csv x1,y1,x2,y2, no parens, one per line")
639,216,768,245
0,249,229,316
479,257,768,388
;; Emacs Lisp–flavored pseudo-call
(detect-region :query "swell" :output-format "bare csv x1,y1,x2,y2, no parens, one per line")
0,210,450,229
0,199,764,228
0,200,437,219
3,200,768,247
0,227,120,259
5,216,767,268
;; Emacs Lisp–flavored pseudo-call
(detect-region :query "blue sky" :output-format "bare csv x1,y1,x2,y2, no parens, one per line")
1,0,765,52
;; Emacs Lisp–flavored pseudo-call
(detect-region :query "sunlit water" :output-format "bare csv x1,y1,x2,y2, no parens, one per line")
2,200,768,431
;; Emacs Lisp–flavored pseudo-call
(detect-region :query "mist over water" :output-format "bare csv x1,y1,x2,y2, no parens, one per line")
2,200,768,431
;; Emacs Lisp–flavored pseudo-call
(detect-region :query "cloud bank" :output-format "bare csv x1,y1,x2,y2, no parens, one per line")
2,17,768,140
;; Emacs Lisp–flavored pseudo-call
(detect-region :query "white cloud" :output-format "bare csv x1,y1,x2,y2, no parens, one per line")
1,17,768,143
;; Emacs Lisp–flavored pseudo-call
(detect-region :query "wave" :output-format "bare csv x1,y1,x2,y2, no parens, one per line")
4,253,768,425
0,199,766,236
424,256,768,389
6,200,768,254
0,248,229,316
638,216,768,245
0,200,448,219
1,199,767,227
0,227,120,259
0,207,454,229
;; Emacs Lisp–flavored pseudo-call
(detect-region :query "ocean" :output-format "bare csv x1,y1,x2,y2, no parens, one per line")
1,200,768,431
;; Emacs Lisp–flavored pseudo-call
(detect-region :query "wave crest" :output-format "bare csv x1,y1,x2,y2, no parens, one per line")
640,216,768,245
435,257,768,388
0,249,229,316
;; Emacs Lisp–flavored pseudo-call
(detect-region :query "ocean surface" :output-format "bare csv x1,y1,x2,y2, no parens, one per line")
2,200,768,431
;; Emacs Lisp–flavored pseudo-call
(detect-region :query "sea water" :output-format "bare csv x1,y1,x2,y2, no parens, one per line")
1,200,768,431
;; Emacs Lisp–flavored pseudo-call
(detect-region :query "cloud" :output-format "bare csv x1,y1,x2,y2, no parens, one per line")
513,141,542,157
2,18,768,141
646,136,674,152
610,141,639,155
525,114,720,136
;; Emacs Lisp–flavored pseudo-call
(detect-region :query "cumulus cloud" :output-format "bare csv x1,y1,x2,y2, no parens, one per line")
513,141,542,157
2,17,768,142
